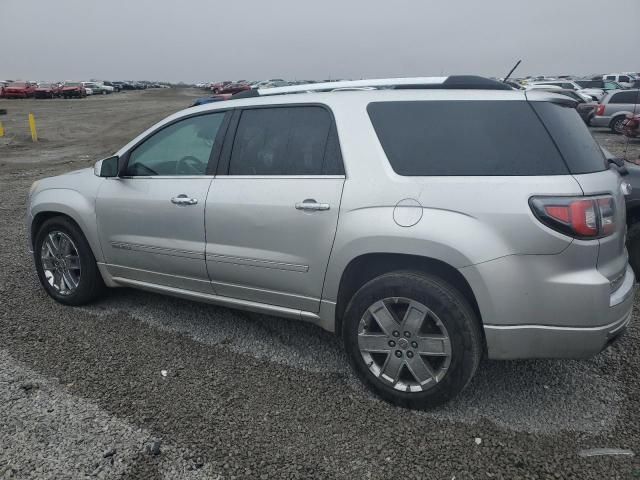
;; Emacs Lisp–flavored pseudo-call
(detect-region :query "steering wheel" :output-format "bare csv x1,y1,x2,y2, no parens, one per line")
176,156,205,175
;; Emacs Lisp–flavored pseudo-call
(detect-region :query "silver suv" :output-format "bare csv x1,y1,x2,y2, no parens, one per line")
27,76,635,408
591,89,640,133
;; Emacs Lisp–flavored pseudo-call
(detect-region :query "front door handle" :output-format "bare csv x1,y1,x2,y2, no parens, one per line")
295,199,330,211
171,194,198,206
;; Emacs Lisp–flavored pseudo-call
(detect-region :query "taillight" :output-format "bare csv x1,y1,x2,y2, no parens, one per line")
529,196,616,239
596,104,606,116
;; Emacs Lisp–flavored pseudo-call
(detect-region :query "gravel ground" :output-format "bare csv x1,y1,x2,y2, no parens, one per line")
1,90,640,479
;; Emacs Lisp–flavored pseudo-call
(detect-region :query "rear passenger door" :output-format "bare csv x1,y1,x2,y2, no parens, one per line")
205,105,345,313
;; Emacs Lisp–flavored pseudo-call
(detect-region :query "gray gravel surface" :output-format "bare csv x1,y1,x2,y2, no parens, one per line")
1,91,640,479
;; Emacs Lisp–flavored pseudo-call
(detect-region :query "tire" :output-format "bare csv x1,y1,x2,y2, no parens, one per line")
343,271,482,409
611,116,626,134
626,223,640,279
33,216,105,306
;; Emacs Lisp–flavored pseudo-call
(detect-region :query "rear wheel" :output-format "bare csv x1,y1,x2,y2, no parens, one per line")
343,271,482,409
34,216,105,305
611,116,626,134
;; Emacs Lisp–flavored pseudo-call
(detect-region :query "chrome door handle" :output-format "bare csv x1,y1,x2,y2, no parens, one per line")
171,194,198,206
295,199,330,211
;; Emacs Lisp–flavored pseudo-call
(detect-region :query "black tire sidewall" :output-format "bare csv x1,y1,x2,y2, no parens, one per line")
343,271,482,409
33,217,102,305
612,117,625,134
627,223,640,278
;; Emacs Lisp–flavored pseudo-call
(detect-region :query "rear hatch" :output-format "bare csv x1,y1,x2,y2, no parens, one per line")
528,92,627,285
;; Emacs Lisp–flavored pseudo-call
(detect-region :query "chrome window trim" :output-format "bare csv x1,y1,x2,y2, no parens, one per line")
116,175,215,180
217,175,346,180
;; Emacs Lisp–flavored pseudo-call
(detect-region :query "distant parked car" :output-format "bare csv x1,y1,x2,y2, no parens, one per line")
82,82,112,95
591,90,640,133
533,88,598,124
576,79,624,95
211,81,232,93
218,82,251,95
529,80,604,102
103,81,120,92
61,82,87,98
35,83,62,99
3,82,37,98
603,74,636,89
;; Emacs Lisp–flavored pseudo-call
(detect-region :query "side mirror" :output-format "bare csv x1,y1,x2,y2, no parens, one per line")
94,156,119,177
607,156,628,176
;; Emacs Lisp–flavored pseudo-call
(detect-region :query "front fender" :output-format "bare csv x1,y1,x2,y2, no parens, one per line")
29,188,104,262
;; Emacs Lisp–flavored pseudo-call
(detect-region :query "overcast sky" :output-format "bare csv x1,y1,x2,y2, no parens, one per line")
2,0,638,83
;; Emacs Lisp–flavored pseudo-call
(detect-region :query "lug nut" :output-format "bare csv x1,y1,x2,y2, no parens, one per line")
388,340,396,347
392,331,400,337
411,341,418,348
395,350,402,358
407,351,414,358
404,331,411,338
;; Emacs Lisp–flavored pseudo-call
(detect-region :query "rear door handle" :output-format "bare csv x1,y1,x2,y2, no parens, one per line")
171,194,198,206
295,199,330,211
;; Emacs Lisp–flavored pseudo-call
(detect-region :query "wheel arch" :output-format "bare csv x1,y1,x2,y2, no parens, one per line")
30,189,104,262
334,252,483,338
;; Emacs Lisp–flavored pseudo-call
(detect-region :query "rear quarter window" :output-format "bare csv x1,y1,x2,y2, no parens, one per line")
367,100,569,176
529,102,606,174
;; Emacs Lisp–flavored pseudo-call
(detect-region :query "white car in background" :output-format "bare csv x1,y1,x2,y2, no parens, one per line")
526,83,593,102
603,74,636,89
529,80,604,102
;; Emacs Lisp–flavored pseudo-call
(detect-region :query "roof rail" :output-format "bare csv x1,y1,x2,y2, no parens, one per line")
246,75,512,98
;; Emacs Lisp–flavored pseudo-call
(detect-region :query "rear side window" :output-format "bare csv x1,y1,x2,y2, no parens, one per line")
609,91,640,104
530,102,606,174
367,101,569,176
229,106,342,175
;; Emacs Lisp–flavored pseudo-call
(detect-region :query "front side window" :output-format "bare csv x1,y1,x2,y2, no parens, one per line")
126,113,225,176
229,106,339,175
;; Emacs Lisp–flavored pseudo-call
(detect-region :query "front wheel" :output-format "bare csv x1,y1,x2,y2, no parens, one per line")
343,271,483,409
34,216,105,305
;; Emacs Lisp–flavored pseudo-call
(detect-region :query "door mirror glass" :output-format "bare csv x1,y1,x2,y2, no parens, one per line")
95,156,119,177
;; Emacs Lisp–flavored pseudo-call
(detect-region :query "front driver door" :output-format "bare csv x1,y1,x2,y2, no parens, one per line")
96,111,228,293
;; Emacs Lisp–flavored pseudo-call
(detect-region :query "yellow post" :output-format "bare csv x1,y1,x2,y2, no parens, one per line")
28,113,38,142
0,121,4,137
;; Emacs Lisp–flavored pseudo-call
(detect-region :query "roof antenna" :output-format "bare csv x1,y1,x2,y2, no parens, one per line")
503,59,522,83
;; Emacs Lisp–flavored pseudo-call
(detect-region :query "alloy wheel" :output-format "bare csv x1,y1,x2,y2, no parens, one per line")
40,231,81,296
358,297,452,392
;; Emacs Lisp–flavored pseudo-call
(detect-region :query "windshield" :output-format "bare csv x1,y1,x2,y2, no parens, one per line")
8,82,26,87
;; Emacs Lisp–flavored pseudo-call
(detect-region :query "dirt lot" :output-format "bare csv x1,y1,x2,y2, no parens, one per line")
1,89,640,479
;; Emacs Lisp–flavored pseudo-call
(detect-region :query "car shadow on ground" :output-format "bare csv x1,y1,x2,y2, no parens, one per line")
81,286,633,435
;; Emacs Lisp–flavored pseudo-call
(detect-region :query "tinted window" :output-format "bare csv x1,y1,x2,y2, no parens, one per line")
367,101,568,176
126,113,225,176
577,80,602,88
229,106,338,175
610,91,640,104
619,76,630,83
530,102,606,174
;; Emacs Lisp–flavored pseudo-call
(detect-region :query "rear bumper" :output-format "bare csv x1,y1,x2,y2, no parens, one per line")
591,116,611,128
483,265,635,359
